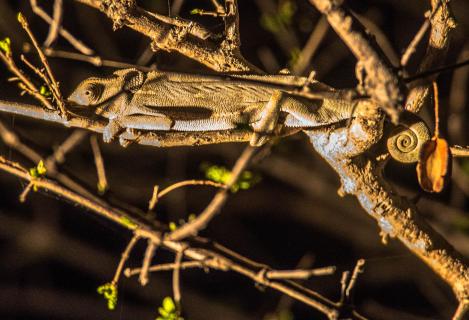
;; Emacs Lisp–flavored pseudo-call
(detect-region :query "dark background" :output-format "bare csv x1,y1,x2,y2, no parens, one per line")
0,0,468,319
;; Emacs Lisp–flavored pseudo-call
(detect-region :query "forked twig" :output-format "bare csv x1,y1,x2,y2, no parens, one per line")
43,0,63,48
167,146,257,241
400,10,432,67
17,13,67,118
112,234,140,285
90,135,108,193
30,0,94,55
148,180,225,211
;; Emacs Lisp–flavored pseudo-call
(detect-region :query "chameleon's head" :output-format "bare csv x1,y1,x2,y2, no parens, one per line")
68,77,107,106
68,68,146,107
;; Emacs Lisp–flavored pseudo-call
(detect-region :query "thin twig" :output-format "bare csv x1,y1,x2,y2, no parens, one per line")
42,47,153,70
266,267,336,280
0,119,111,209
20,54,53,88
44,0,63,48
191,9,226,17
112,234,140,285
19,182,34,203
210,0,225,14
400,11,431,67
452,300,469,320
339,271,349,303
17,13,67,118
292,16,329,76
172,246,185,309
30,0,94,55
45,130,88,170
148,180,225,211
451,146,469,157
0,51,54,110
125,260,209,277
0,156,150,228
432,81,440,137
158,180,225,199
405,59,469,83
148,185,159,211
167,146,257,241
139,239,158,286
345,259,365,299
90,135,108,193
0,120,42,162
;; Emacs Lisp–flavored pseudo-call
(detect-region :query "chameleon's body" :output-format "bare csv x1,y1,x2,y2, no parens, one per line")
68,68,431,162
68,69,356,145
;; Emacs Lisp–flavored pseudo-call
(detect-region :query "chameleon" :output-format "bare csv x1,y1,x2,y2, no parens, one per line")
67,68,357,146
67,68,430,162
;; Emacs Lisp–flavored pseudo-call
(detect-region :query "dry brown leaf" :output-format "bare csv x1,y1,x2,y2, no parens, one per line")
417,137,452,193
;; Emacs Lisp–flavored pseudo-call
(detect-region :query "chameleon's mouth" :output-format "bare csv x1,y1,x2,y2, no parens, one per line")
66,100,86,108
66,102,93,114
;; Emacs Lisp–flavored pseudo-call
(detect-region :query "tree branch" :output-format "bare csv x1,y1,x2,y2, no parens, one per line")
305,120,469,303
75,0,261,73
309,0,405,121
405,0,456,113
0,155,367,320
0,99,276,147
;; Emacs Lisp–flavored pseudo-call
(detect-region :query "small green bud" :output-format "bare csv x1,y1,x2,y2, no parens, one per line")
0,37,11,55
119,216,137,230
39,85,52,97
97,282,118,310
169,222,177,231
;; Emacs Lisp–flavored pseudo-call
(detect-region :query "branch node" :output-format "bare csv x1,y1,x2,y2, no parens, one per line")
100,0,136,30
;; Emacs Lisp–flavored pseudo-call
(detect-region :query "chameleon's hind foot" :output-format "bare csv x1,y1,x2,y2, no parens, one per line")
250,90,283,147
118,135,132,148
249,133,269,147
118,128,139,147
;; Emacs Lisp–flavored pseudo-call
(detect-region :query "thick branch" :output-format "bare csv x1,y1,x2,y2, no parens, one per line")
305,120,469,302
405,0,456,113
304,0,467,310
0,99,278,147
309,0,405,120
75,0,260,73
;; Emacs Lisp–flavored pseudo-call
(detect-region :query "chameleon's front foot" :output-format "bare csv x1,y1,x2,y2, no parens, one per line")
102,119,123,143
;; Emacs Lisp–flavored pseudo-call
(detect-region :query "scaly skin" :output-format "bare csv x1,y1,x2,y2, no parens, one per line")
68,69,357,144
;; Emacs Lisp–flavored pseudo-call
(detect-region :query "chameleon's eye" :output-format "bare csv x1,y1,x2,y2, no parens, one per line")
84,83,104,102
68,80,105,106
